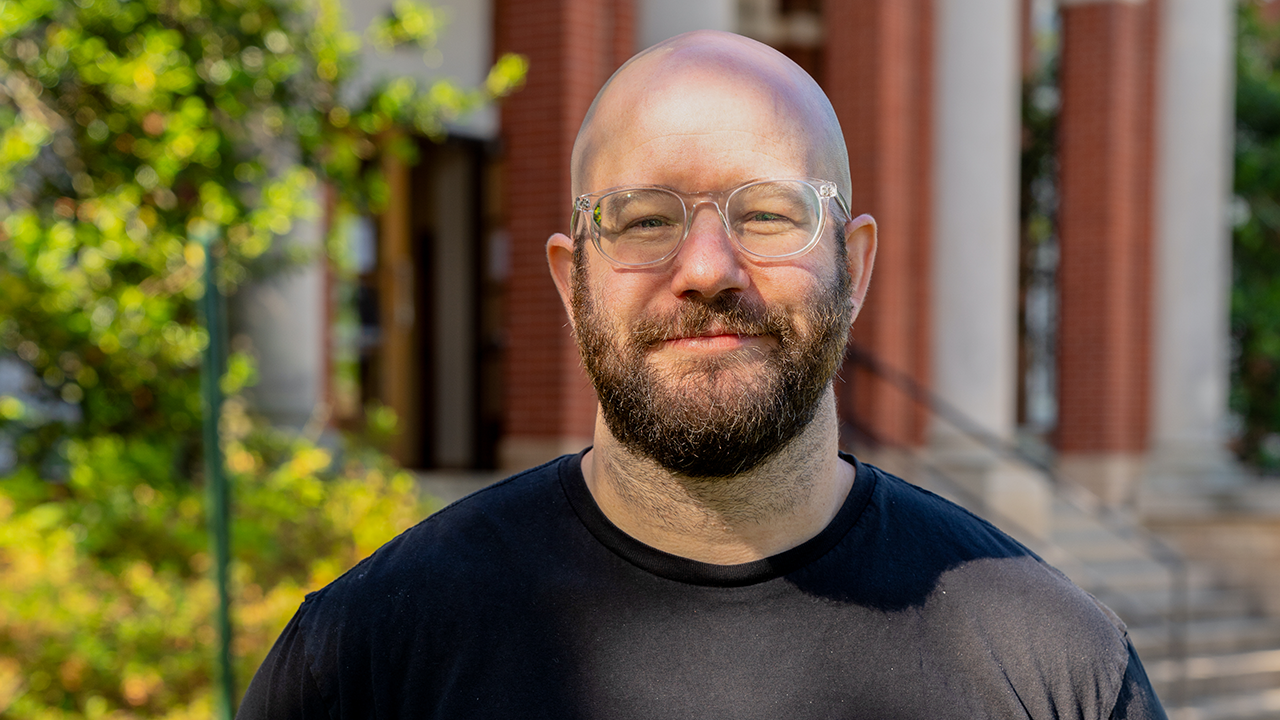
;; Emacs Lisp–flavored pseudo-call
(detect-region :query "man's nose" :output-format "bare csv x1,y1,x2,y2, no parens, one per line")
668,204,750,299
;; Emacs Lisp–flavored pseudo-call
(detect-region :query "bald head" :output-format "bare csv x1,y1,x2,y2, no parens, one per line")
571,31,850,204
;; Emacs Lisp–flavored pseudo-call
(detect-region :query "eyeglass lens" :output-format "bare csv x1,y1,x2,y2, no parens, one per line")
592,180,823,266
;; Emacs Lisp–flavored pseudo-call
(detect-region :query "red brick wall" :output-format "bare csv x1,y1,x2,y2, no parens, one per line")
496,0,635,447
1056,0,1158,454
1263,0,1280,25
825,0,934,448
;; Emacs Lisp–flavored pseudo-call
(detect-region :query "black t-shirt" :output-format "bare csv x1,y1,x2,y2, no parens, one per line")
237,452,1167,719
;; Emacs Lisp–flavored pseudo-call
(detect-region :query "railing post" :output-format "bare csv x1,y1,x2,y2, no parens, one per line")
198,228,235,720
1170,555,1189,711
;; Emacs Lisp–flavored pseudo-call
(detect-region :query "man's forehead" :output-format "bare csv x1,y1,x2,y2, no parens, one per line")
602,62,805,137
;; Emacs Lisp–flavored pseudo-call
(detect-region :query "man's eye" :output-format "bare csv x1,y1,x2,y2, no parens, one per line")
740,211,795,228
615,214,676,233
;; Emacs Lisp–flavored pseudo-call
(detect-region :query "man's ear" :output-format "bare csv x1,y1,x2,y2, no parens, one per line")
547,232,577,328
843,214,877,318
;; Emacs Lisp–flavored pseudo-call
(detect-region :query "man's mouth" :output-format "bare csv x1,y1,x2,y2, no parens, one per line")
659,326,770,352
628,296,783,351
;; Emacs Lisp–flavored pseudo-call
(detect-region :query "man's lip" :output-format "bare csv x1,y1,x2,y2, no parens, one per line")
670,331,751,340
666,324,758,340
658,332,767,350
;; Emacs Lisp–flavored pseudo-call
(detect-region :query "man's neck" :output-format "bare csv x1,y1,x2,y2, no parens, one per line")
581,391,854,565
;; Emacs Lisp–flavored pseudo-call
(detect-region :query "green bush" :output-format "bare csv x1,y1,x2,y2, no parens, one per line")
0,410,437,717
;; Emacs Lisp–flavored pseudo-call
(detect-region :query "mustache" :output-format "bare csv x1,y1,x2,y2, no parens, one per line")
627,294,791,348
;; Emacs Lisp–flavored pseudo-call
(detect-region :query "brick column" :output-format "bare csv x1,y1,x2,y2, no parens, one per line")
1056,0,1158,505
825,0,934,451
495,0,635,470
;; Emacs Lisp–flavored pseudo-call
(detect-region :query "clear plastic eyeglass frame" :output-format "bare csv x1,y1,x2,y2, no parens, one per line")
570,178,851,268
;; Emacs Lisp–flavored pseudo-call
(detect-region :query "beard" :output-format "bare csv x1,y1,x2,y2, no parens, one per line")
571,252,853,479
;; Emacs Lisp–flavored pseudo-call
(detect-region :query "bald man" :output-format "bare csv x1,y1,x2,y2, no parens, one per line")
239,32,1166,719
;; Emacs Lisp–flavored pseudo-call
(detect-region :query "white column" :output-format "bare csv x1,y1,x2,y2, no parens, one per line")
932,0,1021,439
931,0,1050,536
640,0,735,47
233,216,326,430
1146,0,1240,499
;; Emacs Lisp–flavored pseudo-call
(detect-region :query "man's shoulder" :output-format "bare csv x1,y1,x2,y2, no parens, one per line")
303,453,578,614
839,460,1128,635
236,454,588,718
833,461,1141,715
854,460,1035,561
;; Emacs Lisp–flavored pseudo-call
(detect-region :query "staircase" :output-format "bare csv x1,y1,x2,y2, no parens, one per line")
912,464,1280,720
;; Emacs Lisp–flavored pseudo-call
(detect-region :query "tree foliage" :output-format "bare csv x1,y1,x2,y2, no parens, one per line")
0,0,525,467
0,0,524,714
1233,3,1280,471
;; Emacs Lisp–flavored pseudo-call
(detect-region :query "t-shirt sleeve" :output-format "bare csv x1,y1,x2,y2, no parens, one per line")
236,599,332,720
1109,639,1169,720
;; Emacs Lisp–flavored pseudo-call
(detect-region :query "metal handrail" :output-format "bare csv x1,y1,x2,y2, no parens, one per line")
842,342,1189,709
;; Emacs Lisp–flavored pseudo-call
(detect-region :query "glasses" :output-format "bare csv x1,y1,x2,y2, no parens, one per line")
571,178,850,268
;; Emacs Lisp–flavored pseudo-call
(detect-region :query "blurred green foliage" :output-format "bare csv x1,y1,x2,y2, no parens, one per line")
0,401,436,717
0,0,524,715
1233,4,1280,471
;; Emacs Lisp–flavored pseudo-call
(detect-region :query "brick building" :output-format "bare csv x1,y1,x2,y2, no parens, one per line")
240,0,1238,518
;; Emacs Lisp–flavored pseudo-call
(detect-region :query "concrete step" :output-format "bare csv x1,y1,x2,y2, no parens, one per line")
1131,617,1280,661
1170,688,1280,720
1051,524,1169,561
1049,500,1130,532
1078,556,1180,590
1051,534,1152,563
1151,649,1280,715
1095,584,1255,628
415,471,503,505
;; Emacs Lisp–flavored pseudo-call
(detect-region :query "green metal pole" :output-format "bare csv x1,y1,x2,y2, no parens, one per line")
198,232,235,720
